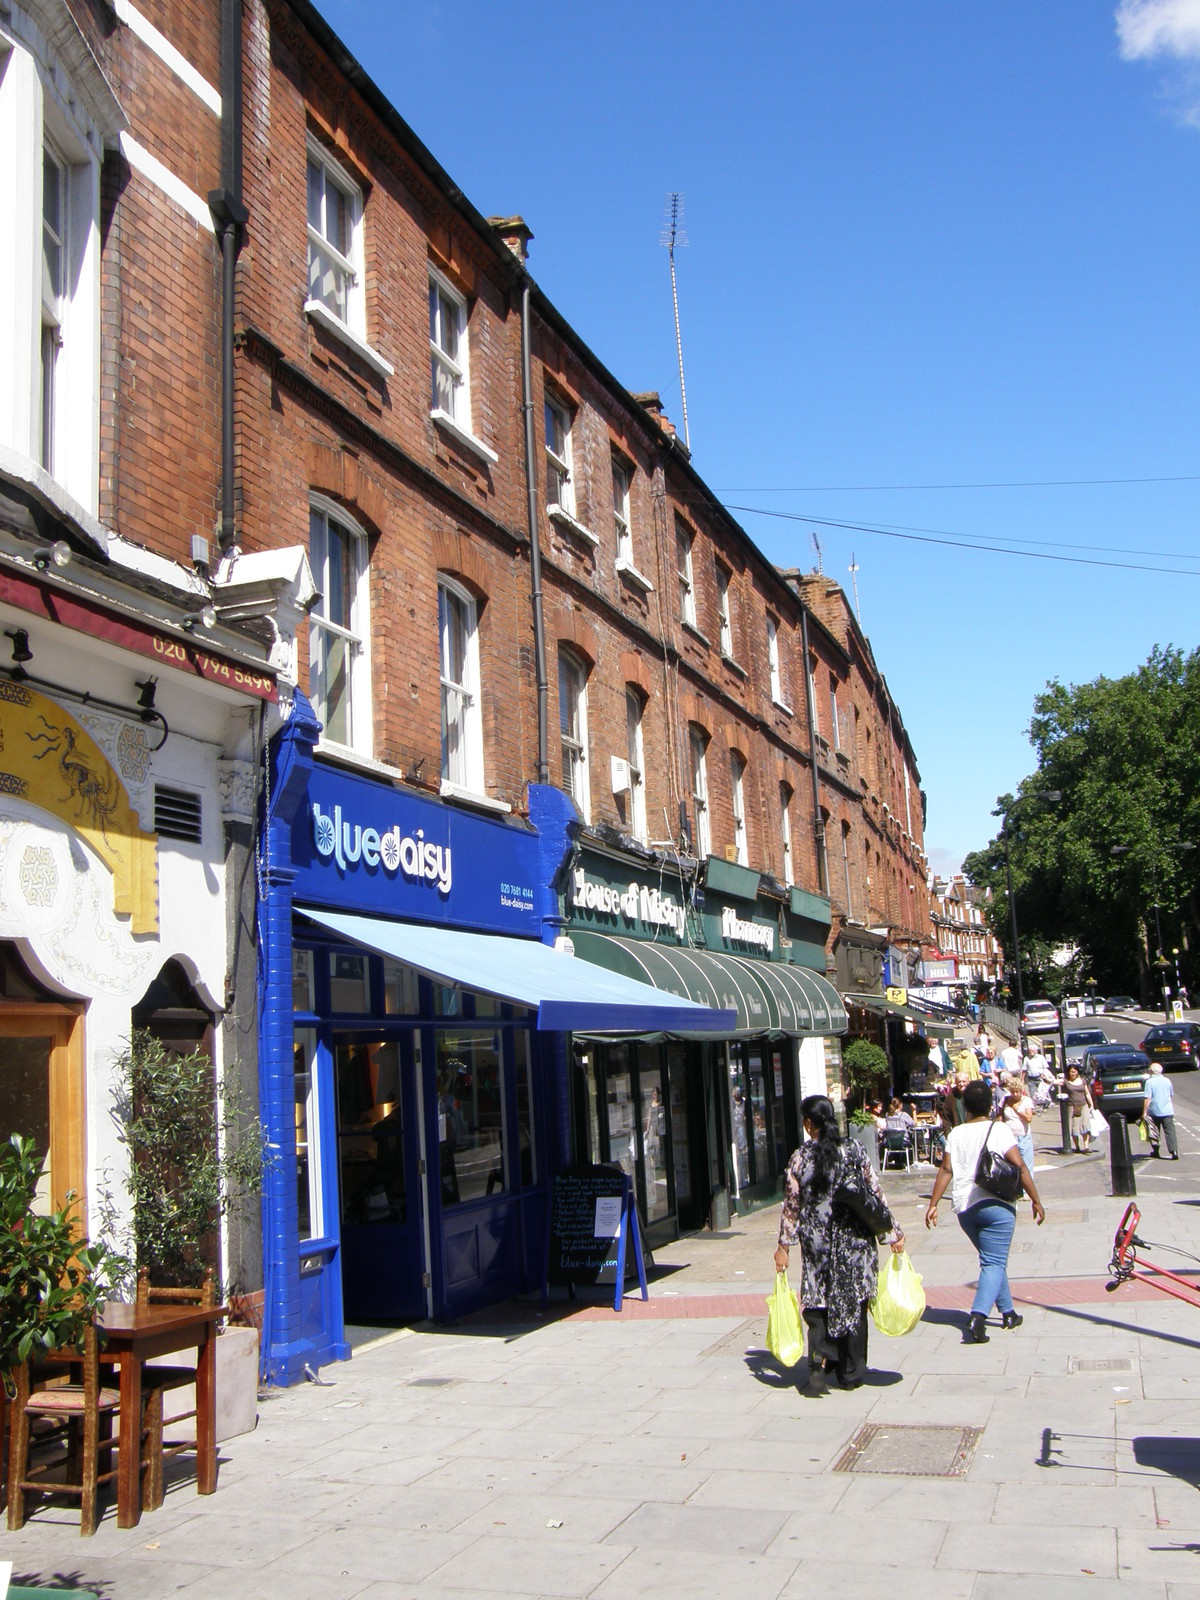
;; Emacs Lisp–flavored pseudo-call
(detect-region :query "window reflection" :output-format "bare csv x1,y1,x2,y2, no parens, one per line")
513,1029,536,1186
436,1029,504,1204
293,1028,320,1239
638,1048,670,1224
335,1039,405,1225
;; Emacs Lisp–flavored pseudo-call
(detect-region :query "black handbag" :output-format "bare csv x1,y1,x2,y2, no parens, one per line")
974,1118,1023,1203
833,1148,893,1236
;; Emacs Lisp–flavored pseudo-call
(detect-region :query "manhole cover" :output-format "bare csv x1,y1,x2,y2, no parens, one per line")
408,1377,457,1388
1067,1356,1134,1374
834,1424,984,1478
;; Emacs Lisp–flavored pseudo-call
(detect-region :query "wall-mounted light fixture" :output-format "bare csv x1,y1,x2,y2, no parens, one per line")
5,628,33,679
33,541,72,572
182,604,218,632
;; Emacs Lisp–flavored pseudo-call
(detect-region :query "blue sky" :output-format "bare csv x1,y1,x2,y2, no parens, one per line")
316,0,1200,878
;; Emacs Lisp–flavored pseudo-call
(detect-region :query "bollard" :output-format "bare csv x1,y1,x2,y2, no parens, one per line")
1109,1113,1136,1197
1059,1095,1071,1154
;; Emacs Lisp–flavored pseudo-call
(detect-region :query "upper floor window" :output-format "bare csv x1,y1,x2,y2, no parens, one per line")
429,269,469,428
716,565,734,657
625,688,647,845
545,396,574,517
306,140,363,334
558,650,590,820
40,145,66,473
730,752,748,867
841,822,853,917
689,725,710,858
779,784,794,887
829,683,842,751
309,501,371,752
439,576,483,792
676,522,696,628
767,616,784,705
612,458,633,565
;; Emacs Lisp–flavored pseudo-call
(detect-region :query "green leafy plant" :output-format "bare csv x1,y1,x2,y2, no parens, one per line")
841,1037,888,1095
0,1133,128,1386
110,1030,268,1293
848,1106,878,1128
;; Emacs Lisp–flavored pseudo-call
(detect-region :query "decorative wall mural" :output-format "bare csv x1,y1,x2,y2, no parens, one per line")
19,844,58,908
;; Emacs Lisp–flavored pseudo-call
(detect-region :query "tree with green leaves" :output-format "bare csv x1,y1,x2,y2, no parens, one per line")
964,646,1200,1003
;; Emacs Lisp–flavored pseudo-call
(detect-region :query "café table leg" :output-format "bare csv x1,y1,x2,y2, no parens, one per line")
116,1348,143,1529
196,1329,217,1495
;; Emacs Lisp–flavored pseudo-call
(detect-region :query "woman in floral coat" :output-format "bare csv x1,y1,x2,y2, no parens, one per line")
773,1093,905,1392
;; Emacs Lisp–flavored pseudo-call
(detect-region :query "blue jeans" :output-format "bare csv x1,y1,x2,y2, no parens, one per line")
957,1200,1017,1316
1018,1133,1034,1171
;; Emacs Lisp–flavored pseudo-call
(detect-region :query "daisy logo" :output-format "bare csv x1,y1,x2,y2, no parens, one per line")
314,809,337,857
380,829,401,872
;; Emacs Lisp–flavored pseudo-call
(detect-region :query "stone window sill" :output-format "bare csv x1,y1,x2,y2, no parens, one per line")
548,505,600,546
439,779,512,815
304,300,394,378
615,556,654,592
430,408,499,465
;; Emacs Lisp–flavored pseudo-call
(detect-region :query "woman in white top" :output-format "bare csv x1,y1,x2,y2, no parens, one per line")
924,1079,1045,1344
999,1072,1036,1171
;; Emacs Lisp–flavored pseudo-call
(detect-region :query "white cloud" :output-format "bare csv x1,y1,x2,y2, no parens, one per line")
1116,0,1200,61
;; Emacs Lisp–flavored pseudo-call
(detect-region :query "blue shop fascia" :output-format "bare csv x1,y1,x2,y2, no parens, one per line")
256,697,729,1384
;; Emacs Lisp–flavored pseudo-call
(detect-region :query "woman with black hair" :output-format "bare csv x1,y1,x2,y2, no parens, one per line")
773,1094,905,1392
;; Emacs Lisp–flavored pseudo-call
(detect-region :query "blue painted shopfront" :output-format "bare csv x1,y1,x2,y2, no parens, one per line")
257,700,730,1384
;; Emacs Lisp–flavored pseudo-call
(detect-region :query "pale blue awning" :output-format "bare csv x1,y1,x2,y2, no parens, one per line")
298,907,738,1034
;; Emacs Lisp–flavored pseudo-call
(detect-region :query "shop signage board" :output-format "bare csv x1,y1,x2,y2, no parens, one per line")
291,762,541,937
543,1164,648,1311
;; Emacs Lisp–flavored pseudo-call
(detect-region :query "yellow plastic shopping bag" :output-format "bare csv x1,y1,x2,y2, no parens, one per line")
765,1270,803,1367
870,1251,926,1337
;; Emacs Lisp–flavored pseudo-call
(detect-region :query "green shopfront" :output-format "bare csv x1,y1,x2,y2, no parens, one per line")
563,847,846,1239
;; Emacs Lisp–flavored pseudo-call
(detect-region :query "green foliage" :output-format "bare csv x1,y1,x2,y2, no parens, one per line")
964,646,1200,1001
848,1106,879,1128
841,1037,889,1091
0,1133,128,1383
111,1031,267,1292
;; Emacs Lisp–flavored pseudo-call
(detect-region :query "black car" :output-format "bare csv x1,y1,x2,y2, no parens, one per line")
1105,995,1139,1014
1140,1023,1200,1070
1087,1045,1150,1122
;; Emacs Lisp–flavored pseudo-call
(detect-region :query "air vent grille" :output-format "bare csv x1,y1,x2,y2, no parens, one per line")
154,784,202,844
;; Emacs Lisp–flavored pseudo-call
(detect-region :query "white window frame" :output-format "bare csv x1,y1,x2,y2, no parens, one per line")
612,457,633,564
730,752,748,867
305,136,364,337
780,785,794,887
438,574,484,795
545,395,575,518
625,688,647,845
558,648,590,822
677,522,697,628
309,497,372,756
429,265,471,431
0,21,110,516
767,615,788,707
689,726,710,858
716,565,734,657
842,824,854,918
40,142,67,474
829,684,842,751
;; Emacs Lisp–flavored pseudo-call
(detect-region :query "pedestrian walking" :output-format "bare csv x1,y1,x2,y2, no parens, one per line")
924,1079,1045,1343
774,1094,905,1393
1000,1072,1036,1171
1143,1062,1179,1159
1063,1063,1094,1153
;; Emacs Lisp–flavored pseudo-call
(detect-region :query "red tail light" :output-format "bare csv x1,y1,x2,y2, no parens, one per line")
1184,1042,1192,1054
1092,1079,1103,1097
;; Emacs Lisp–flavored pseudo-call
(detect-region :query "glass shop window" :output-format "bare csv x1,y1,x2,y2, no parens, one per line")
335,1039,405,1226
382,959,420,1016
729,1047,750,1192
637,1047,670,1225
605,1051,637,1187
292,947,315,1013
513,1029,536,1185
434,983,462,1017
293,1028,321,1240
474,993,500,1018
329,951,371,1013
574,1045,602,1166
748,1046,769,1179
436,1029,505,1205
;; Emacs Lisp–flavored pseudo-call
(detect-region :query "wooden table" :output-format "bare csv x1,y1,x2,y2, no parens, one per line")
95,1300,226,1528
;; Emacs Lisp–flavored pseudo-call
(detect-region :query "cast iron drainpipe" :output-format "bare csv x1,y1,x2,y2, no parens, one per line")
520,281,550,784
208,0,248,555
799,606,826,894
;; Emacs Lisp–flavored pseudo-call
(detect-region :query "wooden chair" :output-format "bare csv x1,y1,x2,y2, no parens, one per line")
136,1269,216,1511
7,1325,121,1536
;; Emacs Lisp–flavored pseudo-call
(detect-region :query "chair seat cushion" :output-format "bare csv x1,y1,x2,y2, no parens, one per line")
26,1386,120,1414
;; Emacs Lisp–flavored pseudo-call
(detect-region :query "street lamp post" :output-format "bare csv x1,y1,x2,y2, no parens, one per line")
996,789,1061,1047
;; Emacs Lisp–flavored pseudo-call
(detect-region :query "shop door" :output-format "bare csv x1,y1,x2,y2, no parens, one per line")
667,1044,705,1234
0,1007,84,1220
334,1032,426,1324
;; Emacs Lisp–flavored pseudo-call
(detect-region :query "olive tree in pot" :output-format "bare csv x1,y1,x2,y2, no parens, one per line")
107,1031,269,1440
841,1037,889,1173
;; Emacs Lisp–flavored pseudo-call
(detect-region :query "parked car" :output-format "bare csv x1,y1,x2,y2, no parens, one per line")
1064,1027,1112,1068
1023,999,1060,1032
1139,1023,1200,1070
1087,1044,1151,1122
1105,995,1139,1013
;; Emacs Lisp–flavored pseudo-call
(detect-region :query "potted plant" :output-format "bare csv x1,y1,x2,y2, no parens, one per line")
108,1032,268,1438
841,1038,888,1173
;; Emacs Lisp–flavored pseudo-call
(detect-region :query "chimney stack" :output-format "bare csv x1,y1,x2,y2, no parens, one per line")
488,215,532,264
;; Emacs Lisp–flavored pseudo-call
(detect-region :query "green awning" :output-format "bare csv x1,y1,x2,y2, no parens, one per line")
846,992,956,1039
570,932,848,1038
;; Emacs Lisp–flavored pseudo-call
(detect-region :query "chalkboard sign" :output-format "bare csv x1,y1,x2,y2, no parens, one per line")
543,1164,648,1310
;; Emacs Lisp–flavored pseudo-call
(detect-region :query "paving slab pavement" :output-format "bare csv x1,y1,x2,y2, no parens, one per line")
8,1122,1200,1598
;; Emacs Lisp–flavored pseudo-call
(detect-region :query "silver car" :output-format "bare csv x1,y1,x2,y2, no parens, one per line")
1064,1027,1112,1069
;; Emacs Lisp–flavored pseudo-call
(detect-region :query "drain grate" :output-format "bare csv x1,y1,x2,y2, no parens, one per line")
1067,1356,1135,1374
407,1377,457,1388
834,1423,984,1478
